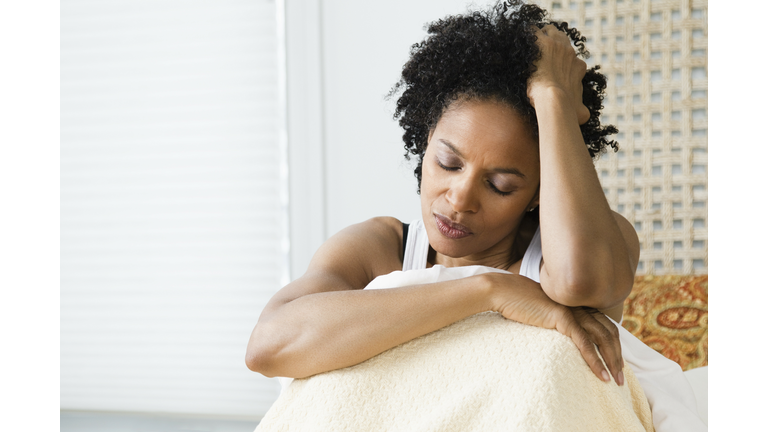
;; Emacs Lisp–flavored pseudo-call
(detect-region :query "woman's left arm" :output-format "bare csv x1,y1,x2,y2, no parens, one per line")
528,25,640,318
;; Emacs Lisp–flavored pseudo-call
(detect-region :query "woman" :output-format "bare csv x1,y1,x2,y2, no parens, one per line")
248,0,631,383
246,1,702,430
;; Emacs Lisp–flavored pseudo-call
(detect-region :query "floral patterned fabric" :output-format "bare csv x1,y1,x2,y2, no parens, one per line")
621,275,708,371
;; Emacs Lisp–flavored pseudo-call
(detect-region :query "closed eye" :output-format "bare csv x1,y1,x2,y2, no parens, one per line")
487,181,512,196
436,159,460,171
438,158,513,196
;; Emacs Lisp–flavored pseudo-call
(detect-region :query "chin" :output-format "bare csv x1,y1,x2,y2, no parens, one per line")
425,225,473,258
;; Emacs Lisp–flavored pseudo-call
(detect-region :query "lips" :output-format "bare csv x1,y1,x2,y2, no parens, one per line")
434,213,473,239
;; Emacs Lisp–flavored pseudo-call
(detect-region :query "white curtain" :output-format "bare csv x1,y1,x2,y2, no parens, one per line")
61,0,285,417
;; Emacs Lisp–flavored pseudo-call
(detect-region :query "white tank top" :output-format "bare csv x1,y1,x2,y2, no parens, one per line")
402,218,542,281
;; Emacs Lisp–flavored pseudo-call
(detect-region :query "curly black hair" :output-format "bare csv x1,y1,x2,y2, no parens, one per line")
389,0,618,192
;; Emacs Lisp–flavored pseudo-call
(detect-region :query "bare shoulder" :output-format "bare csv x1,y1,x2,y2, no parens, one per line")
298,216,404,292
260,217,405,313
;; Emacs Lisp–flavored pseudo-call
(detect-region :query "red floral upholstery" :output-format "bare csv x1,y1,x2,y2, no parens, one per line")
621,275,708,371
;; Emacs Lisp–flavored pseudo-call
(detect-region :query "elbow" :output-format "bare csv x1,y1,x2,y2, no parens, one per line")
245,348,275,377
546,268,632,309
245,326,282,377
563,280,619,309
543,228,638,308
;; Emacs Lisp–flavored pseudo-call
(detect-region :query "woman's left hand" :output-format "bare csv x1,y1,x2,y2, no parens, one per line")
527,24,590,125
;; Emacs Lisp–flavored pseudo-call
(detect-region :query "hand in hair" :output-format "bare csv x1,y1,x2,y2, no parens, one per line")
528,24,591,125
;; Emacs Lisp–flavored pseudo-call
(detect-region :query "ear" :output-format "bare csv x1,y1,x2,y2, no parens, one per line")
528,185,540,211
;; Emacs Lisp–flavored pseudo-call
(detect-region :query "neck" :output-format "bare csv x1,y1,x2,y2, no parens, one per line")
430,230,519,271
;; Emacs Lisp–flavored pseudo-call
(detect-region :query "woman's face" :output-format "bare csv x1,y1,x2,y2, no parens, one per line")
421,98,541,262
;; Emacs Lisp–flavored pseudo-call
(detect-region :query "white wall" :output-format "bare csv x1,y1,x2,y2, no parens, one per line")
287,0,498,278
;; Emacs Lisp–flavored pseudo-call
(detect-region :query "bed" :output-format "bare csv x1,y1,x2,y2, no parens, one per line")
623,275,708,424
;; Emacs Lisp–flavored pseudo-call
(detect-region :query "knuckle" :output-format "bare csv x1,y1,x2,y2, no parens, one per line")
576,330,594,348
596,327,612,341
553,304,569,321
609,325,620,338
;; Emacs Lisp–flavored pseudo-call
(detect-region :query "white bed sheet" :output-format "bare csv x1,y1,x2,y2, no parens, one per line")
684,366,708,425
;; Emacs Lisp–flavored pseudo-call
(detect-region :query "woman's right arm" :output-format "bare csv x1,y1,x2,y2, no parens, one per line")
245,217,493,379
245,216,623,383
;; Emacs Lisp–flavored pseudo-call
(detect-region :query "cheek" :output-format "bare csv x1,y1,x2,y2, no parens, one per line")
484,199,528,228
420,162,441,196
419,167,434,202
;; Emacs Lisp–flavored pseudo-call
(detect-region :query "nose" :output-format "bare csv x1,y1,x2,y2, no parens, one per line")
445,175,480,213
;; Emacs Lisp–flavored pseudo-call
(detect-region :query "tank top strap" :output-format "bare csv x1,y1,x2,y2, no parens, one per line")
402,219,430,271
519,226,542,283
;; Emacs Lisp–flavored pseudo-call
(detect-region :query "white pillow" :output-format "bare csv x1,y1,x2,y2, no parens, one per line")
683,366,708,425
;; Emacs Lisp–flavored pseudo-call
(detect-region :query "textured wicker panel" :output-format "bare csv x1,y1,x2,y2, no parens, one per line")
537,0,708,275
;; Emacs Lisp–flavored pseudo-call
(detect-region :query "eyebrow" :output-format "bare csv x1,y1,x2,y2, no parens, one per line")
438,138,527,179
439,139,465,158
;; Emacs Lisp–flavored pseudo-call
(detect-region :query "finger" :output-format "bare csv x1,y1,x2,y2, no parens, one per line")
577,105,591,125
570,309,618,381
576,309,623,386
575,57,587,77
587,311,623,370
569,323,612,383
586,318,621,384
539,23,556,35
539,24,568,42
574,60,590,124
545,23,570,42
591,312,625,386
555,310,611,382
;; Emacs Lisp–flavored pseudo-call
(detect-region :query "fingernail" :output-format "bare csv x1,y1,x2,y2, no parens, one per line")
618,371,625,386
601,370,610,382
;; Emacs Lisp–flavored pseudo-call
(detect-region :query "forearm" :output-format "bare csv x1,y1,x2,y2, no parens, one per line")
533,88,634,308
246,276,491,378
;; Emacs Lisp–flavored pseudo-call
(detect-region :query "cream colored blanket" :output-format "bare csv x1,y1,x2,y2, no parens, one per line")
256,269,654,432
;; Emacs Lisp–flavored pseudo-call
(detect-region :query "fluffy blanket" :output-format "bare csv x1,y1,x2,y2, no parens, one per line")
255,267,654,432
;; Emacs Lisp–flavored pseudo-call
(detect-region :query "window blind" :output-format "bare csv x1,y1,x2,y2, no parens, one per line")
61,0,284,417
